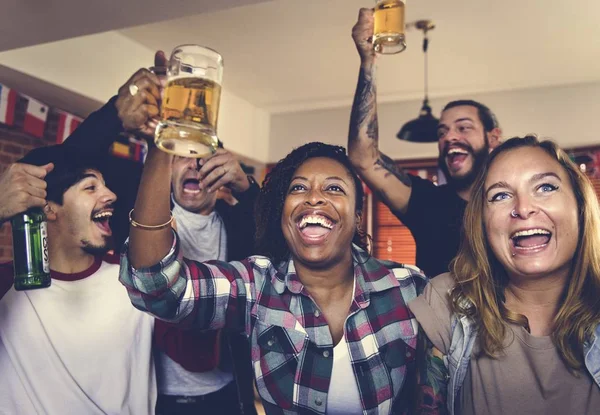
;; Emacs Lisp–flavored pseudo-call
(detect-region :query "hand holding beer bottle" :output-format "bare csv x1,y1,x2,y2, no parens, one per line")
0,162,54,290
0,162,53,224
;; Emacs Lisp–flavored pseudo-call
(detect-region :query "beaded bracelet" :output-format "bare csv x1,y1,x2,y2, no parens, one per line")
128,209,174,230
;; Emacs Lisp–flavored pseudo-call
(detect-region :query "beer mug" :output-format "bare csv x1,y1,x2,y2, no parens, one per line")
373,0,406,54
155,45,223,158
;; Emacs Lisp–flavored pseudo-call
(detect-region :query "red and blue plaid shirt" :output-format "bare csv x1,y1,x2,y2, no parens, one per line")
120,234,426,414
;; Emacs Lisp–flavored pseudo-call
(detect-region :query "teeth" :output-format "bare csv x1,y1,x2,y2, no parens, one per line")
512,229,551,238
299,215,333,230
448,148,468,155
93,211,113,220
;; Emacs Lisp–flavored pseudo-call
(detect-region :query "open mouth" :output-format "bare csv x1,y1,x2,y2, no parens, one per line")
92,210,113,235
445,147,470,170
182,178,201,194
510,228,552,250
297,214,335,239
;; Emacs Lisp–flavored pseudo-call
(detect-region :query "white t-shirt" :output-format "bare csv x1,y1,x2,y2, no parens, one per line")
0,257,156,414
158,203,233,396
326,278,363,414
326,336,364,414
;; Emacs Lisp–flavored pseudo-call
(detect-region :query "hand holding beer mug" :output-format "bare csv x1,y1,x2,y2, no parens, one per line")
373,0,406,54
155,45,223,158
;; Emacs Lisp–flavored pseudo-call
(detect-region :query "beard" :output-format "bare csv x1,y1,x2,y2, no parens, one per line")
439,140,490,191
81,236,112,256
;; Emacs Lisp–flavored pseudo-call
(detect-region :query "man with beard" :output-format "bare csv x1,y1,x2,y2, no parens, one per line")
348,8,501,277
0,145,156,414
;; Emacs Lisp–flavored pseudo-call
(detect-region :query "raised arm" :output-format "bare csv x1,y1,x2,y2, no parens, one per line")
128,147,174,269
120,146,256,333
415,331,449,414
348,8,413,215
64,51,166,152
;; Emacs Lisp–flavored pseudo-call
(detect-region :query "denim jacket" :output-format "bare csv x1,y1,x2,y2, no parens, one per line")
445,314,600,415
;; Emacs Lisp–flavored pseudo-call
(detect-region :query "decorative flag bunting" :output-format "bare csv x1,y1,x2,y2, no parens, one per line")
128,136,148,163
111,141,131,159
22,96,49,139
0,84,17,126
56,111,83,144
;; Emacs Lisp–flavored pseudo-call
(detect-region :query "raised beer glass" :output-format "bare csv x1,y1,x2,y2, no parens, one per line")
155,45,223,158
373,0,406,54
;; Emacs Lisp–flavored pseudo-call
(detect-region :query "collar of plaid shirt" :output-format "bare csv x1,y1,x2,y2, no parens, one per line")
272,246,409,301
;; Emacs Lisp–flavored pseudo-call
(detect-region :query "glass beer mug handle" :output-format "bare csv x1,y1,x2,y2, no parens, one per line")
149,66,167,76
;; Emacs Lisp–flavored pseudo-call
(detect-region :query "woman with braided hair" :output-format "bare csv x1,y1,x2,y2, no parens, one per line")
120,141,426,414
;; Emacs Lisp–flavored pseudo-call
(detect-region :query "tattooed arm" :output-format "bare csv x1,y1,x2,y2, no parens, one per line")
348,8,413,215
415,331,449,414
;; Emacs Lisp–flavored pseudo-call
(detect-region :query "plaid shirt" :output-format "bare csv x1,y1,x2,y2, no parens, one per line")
120,234,426,414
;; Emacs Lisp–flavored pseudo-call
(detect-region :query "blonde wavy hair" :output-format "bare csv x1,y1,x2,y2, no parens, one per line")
450,135,600,369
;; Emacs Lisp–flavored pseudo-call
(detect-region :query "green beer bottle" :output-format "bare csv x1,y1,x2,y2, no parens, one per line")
11,207,51,290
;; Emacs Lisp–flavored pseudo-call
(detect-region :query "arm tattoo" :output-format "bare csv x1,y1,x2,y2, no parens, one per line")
349,66,378,144
374,153,412,187
416,331,449,414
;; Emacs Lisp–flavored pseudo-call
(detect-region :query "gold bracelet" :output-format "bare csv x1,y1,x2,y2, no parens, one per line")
128,209,174,230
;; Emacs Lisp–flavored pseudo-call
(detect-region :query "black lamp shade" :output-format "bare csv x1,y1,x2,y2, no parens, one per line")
397,99,439,143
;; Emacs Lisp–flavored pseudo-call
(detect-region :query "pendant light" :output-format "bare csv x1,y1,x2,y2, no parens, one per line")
397,20,438,143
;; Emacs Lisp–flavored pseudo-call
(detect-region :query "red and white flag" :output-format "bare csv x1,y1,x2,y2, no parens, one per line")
0,84,17,126
56,111,82,143
23,96,49,139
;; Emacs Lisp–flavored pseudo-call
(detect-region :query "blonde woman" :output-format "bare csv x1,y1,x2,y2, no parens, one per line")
409,136,600,414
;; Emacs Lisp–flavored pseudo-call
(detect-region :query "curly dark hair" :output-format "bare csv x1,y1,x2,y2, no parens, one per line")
255,142,367,264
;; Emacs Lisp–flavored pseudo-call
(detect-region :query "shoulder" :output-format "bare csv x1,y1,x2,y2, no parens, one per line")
408,272,456,354
409,272,456,319
428,272,457,295
379,259,427,283
376,258,428,301
400,176,445,220
246,255,274,271
0,262,14,300
391,262,428,286
410,175,440,192
414,272,457,313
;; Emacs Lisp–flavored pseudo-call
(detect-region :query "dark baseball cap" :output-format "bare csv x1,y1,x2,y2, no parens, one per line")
19,144,108,203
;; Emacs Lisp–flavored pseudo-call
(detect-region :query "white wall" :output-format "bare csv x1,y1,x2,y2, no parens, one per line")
219,89,270,162
0,32,271,163
269,81,600,162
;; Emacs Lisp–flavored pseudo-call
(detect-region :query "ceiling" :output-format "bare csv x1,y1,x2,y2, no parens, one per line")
1,0,599,117
0,0,269,52
119,0,600,113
